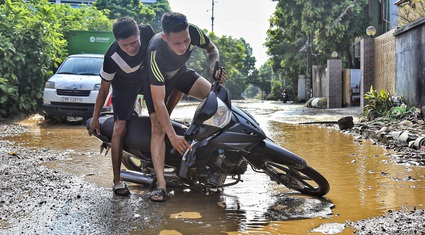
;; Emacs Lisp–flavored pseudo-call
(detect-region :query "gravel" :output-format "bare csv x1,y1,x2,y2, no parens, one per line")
0,123,163,234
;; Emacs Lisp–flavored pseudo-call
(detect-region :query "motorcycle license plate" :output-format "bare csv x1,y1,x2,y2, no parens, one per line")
61,97,82,103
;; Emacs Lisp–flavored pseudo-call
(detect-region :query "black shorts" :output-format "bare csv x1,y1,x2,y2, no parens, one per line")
111,79,144,121
144,66,200,114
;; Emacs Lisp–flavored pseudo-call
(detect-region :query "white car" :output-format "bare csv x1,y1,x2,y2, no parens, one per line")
43,54,112,121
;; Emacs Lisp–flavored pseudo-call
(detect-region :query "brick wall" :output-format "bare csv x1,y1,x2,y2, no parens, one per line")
360,38,375,109
327,59,343,108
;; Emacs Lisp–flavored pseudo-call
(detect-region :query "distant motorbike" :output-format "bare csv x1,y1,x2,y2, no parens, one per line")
282,91,289,103
86,64,330,197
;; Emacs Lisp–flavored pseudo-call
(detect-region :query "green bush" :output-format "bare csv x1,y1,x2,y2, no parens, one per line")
363,86,410,121
0,0,111,118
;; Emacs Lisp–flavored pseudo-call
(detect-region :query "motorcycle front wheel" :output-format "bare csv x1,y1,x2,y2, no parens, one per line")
264,162,330,197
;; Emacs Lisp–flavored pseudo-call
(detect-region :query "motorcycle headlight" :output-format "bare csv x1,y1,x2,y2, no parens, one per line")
203,98,231,128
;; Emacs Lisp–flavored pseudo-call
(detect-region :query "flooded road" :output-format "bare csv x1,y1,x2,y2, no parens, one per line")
4,101,425,234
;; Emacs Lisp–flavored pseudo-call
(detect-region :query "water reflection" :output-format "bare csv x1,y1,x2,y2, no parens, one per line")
4,123,115,187
5,123,99,153
265,121,424,233
3,104,424,234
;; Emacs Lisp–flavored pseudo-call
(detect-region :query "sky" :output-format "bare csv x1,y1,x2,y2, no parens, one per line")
167,0,278,68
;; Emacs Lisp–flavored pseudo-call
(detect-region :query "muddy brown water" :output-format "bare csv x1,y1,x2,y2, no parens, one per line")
5,102,425,234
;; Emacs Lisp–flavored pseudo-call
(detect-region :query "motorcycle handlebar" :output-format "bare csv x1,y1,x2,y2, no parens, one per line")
170,135,191,156
170,148,179,156
213,61,220,79
211,60,224,92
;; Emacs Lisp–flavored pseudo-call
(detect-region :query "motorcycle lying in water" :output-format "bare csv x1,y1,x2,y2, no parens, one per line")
86,68,330,197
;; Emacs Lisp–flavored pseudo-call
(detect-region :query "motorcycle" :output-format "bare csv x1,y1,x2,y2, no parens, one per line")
282,91,289,103
86,65,330,197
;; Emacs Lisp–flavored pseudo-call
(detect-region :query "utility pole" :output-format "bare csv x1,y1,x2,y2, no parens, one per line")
307,34,313,99
211,0,215,32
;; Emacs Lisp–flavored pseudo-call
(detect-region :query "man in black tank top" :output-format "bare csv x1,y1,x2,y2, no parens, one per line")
88,17,154,196
144,12,226,202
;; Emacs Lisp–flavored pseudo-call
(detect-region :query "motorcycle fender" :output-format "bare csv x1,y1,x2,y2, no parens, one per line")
245,140,307,170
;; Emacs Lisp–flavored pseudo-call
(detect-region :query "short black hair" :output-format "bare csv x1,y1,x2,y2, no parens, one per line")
112,17,139,40
161,12,189,36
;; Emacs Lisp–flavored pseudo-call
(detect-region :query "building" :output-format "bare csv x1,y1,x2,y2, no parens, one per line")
368,0,399,36
395,0,425,26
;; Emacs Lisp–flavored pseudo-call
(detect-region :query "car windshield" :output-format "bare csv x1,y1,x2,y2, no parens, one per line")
57,57,103,75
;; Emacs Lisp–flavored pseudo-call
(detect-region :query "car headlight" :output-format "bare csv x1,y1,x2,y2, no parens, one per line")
45,81,55,89
93,84,101,91
203,98,231,128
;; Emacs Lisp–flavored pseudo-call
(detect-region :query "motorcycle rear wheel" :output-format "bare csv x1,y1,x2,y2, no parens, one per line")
264,162,330,197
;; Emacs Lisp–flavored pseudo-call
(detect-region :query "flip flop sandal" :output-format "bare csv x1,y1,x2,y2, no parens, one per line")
150,188,167,202
113,181,130,196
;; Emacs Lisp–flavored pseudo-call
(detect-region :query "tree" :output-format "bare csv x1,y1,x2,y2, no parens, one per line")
0,0,111,118
244,84,260,98
212,35,257,99
93,0,145,22
186,32,256,99
147,0,171,31
266,0,370,90
93,0,170,31
312,0,370,67
248,62,273,99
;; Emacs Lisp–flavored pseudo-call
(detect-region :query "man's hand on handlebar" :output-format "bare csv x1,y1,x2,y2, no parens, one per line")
88,118,100,136
214,67,226,84
212,61,226,84
169,135,192,155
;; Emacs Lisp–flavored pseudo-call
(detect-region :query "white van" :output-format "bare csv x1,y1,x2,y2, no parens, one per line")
42,54,112,121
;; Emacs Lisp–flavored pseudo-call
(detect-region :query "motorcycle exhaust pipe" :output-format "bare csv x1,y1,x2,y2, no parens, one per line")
120,170,182,187
120,170,154,185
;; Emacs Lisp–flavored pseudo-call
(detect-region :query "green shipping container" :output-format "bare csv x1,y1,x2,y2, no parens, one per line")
68,30,114,55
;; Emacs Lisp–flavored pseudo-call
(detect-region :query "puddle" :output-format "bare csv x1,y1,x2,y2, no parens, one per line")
3,101,424,234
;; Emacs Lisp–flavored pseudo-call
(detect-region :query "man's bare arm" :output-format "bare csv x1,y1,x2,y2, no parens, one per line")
205,41,219,72
204,41,226,82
